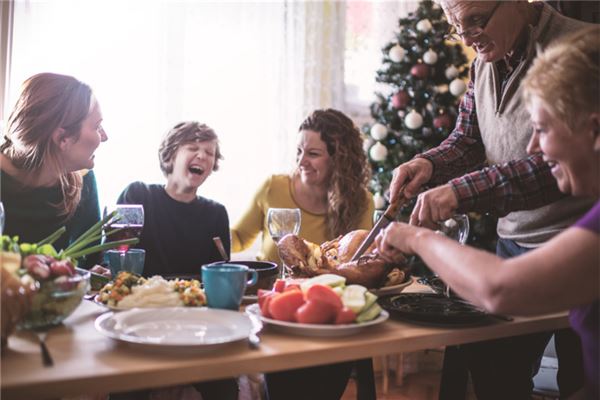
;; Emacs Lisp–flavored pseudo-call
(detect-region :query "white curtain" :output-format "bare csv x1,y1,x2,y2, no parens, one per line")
6,0,346,223
5,0,413,224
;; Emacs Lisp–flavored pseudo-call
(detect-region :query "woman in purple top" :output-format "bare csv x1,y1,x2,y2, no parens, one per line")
376,25,600,399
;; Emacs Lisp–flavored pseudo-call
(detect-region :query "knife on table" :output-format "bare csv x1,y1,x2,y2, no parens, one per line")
350,187,408,262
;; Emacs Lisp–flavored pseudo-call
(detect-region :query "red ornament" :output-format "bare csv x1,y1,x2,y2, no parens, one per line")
410,63,430,79
391,90,410,109
433,114,452,129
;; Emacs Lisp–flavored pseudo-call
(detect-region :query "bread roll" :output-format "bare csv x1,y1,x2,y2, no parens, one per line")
1,264,37,347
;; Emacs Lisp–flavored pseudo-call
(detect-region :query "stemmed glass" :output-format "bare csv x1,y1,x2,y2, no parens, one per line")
435,214,470,297
106,205,145,266
0,201,5,235
108,205,145,250
267,208,301,278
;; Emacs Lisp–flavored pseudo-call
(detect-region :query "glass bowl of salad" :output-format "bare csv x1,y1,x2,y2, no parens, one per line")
18,258,90,330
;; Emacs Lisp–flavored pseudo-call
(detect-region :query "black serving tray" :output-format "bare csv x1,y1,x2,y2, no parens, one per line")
378,293,489,326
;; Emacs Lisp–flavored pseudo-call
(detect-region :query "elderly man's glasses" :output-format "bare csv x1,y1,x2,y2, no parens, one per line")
445,1,502,42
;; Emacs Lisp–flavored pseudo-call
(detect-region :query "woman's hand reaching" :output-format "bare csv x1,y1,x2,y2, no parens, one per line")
375,222,424,263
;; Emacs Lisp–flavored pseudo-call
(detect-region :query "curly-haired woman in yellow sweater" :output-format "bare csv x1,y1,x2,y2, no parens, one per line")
231,108,374,264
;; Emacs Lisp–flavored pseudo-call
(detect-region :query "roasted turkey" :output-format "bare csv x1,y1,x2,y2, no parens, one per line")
277,229,406,288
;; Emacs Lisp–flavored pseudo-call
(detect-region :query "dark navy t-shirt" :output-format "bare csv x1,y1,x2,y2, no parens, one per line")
117,182,230,278
571,200,599,399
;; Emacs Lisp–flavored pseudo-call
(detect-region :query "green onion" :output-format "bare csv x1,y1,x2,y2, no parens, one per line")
64,211,119,254
65,238,139,260
35,227,67,246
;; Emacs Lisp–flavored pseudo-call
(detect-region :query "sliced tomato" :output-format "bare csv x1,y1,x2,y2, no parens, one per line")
334,307,356,325
268,290,305,322
305,284,343,312
273,279,287,293
294,299,336,324
260,293,276,318
283,283,301,292
258,289,277,309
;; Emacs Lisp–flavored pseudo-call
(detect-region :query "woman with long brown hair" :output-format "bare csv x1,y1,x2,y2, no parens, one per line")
231,108,374,264
232,108,375,400
1,72,106,267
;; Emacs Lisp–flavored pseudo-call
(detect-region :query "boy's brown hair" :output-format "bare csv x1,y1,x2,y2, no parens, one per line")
158,121,223,176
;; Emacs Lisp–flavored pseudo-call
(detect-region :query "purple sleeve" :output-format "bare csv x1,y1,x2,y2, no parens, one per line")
574,201,600,234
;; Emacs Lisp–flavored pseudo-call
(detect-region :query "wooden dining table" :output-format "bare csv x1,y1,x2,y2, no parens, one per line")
1,284,569,400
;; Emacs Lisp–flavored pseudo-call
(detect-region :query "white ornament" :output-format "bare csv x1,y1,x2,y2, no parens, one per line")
445,65,459,80
388,44,405,63
373,192,385,210
444,218,458,229
397,110,406,118
370,123,388,140
369,142,388,162
404,110,424,130
416,19,433,33
450,78,467,96
423,49,438,65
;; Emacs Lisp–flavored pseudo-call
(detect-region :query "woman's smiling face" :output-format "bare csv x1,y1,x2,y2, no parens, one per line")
60,98,107,172
296,129,333,187
527,96,599,197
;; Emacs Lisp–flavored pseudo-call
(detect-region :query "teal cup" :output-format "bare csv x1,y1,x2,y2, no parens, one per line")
106,249,145,277
201,263,258,310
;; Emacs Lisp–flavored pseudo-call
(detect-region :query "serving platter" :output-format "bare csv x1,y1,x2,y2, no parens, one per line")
245,303,388,337
95,307,258,352
378,293,489,326
369,276,413,296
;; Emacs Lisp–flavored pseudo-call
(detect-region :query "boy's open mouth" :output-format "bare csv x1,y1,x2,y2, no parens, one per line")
188,165,205,175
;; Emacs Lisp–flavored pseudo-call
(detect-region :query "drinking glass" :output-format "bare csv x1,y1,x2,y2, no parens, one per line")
108,204,145,252
267,208,301,278
373,209,385,225
0,201,4,235
435,213,470,297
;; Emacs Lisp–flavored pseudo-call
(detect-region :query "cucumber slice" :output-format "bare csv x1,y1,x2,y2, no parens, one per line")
341,284,367,313
356,302,382,323
300,274,346,292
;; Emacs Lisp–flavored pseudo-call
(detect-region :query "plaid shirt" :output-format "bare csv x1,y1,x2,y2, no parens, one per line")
417,62,564,217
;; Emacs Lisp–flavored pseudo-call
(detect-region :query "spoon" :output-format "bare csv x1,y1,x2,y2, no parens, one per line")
35,330,54,367
212,237,229,262
248,314,262,350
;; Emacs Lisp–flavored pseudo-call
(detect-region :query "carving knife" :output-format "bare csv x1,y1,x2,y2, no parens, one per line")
350,189,407,262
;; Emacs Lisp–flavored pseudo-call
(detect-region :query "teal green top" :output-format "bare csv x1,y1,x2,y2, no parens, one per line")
1,169,101,268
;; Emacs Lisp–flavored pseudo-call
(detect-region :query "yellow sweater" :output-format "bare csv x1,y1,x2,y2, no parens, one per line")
231,174,374,264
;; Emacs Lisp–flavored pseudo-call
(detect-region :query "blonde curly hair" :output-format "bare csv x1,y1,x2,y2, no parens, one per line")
297,109,371,237
523,26,600,133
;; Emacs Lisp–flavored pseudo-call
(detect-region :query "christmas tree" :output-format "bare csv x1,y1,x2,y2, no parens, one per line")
364,0,497,251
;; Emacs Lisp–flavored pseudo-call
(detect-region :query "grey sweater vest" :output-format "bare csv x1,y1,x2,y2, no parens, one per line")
473,4,594,247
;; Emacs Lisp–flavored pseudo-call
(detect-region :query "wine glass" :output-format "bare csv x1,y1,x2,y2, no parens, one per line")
267,208,301,278
435,213,470,297
0,201,4,235
107,205,145,252
373,209,385,225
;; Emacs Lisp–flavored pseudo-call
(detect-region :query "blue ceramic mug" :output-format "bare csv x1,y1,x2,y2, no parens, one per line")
201,263,258,310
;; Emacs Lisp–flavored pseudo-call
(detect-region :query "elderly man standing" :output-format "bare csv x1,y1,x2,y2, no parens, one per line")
388,1,594,399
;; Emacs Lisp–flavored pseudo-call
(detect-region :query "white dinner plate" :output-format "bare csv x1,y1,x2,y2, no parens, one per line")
95,307,258,352
245,303,388,337
369,276,414,297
